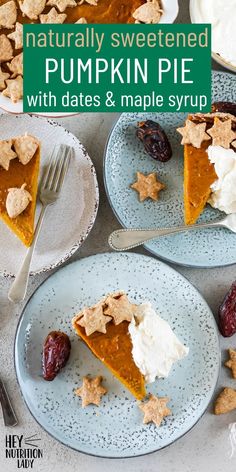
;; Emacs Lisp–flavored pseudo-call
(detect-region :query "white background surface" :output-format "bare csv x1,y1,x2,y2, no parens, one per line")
0,2,236,471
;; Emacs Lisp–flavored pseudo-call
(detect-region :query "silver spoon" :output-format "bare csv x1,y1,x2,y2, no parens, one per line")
0,378,18,427
109,214,236,251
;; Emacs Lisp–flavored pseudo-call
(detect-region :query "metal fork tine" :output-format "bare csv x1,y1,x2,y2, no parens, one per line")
47,145,66,190
41,146,58,190
51,145,69,192
55,147,72,193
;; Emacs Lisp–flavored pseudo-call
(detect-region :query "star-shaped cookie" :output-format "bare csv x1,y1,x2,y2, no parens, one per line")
132,0,163,24
6,184,32,219
75,17,87,24
139,394,171,426
207,118,236,149
78,0,98,5
19,0,46,20
177,120,211,149
75,376,107,407
7,53,23,79
40,7,67,24
214,387,236,415
0,34,13,62
0,67,10,91
0,0,17,29
131,171,165,202
104,292,136,325
2,75,23,103
8,22,23,50
225,349,236,379
13,133,40,165
47,0,77,12
0,140,17,171
77,302,112,336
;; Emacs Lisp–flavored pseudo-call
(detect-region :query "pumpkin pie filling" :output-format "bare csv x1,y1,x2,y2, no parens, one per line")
184,140,217,225
73,319,146,400
72,292,146,400
72,292,189,401
0,0,146,28
179,112,236,225
0,137,40,246
66,0,146,24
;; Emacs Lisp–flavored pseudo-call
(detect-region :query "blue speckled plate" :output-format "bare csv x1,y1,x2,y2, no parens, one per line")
15,253,220,458
104,71,236,268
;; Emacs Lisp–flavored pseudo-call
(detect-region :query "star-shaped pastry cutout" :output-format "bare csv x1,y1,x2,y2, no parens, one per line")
8,22,23,50
78,0,98,5
13,133,40,165
0,1,17,29
0,34,13,62
139,394,171,426
214,387,236,415
131,171,165,202
77,302,112,336
0,140,17,171
75,17,87,24
19,0,46,20
225,349,236,379
40,7,67,24
177,120,211,149
75,376,107,407
104,292,136,325
2,75,23,103
132,0,163,24
7,53,23,79
47,0,77,12
207,118,236,149
0,66,10,91
6,184,32,219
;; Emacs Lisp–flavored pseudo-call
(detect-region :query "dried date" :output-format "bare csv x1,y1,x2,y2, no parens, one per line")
136,120,172,162
211,101,236,117
218,282,236,337
42,331,71,381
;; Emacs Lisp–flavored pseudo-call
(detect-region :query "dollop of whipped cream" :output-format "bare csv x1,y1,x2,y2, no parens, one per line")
192,0,236,66
128,302,189,383
6,183,32,218
208,145,236,213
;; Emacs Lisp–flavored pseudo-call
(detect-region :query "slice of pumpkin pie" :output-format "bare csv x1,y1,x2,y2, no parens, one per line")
177,112,236,225
0,134,40,246
72,292,146,400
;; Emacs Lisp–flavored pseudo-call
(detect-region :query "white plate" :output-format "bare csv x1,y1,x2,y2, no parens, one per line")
0,114,99,277
189,0,236,74
0,94,78,117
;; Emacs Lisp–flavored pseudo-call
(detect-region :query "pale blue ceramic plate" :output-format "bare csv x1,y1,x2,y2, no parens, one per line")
104,71,236,267
15,253,220,458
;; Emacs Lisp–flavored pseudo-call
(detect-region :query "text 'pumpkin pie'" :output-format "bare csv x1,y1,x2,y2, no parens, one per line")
0,134,40,246
72,292,146,400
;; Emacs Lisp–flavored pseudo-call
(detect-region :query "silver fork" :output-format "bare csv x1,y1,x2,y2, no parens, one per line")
8,144,73,304
108,213,236,251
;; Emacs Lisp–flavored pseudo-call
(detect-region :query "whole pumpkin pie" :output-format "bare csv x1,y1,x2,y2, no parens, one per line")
0,0,163,103
177,112,236,225
72,292,146,400
0,133,40,246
